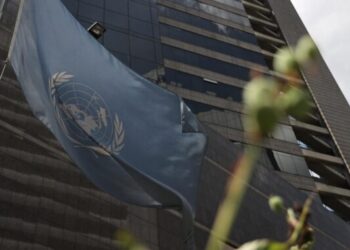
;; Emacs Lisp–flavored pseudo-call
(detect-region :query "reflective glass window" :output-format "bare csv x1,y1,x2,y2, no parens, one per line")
158,7,258,44
129,1,151,22
78,3,104,22
133,0,151,5
183,99,223,114
223,111,242,130
62,0,78,14
214,0,245,10
106,0,128,15
130,18,154,37
130,36,155,61
163,46,250,80
81,0,104,8
151,7,159,24
198,3,250,26
76,17,92,29
165,69,243,101
131,57,158,75
160,24,266,65
273,151,310,176
104,30,129,53
272,124,297,143
105,11,128,30
166,0,249,25
112,51,130,66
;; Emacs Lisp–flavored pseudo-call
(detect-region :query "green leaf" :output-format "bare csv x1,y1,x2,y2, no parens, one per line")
295,36,318,64
299,241,314,250
237,240,287,250
243,77,281,135
269,196,284,213
273,48,298,74
279,87,311,119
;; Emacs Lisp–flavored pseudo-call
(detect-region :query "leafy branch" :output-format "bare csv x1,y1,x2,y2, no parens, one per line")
206,36,318,250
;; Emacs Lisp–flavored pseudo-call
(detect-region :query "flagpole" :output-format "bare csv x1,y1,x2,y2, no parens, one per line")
7,0,25,60
0,59,8,80
0,0,6,21
0,0,24,81
0,0,7,80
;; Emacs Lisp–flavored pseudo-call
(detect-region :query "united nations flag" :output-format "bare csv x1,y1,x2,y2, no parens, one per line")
8,0,207,249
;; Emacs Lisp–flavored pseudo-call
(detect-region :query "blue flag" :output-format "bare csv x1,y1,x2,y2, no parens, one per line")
9,0,207,248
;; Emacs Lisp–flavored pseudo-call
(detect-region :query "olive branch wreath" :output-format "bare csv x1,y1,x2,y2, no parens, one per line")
49,72,125,156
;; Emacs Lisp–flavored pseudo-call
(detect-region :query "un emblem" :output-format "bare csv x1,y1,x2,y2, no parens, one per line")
49,72,125,156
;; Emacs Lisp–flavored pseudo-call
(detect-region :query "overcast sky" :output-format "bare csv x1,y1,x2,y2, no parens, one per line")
291,0,350,104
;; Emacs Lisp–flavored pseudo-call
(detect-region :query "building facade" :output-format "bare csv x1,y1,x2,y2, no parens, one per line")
0,0,349,249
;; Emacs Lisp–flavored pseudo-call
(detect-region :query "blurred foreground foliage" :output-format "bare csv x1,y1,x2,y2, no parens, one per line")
115,230,150,250
206,35,318,250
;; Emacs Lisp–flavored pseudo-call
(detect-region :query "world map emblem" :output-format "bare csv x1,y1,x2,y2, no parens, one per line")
49,72,125,156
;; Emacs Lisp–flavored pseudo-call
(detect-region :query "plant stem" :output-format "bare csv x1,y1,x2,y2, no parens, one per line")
206,144,261,250
286,197,312,247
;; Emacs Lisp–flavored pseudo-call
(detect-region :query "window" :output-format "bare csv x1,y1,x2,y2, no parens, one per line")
106,0,128,14
214,0,244,10
183,99,223,114
78,3,104,22
105,11,128,30
62,0,78,14
81,0,104,8
130,36,155,60
104,30,129,53
129,1,151,22
130,18,153,37
164,69,243,101
160,24,266,65
163,46,250,80
131,57,158,75
158,7,258,44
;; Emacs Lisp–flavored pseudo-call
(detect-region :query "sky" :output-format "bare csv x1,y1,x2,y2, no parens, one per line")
291,0,350,104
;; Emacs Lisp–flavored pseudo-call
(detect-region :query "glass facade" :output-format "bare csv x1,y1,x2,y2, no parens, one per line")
62,0,161,75
61,0,344,184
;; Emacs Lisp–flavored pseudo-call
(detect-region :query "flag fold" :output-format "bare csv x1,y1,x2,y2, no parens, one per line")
9,0,207,248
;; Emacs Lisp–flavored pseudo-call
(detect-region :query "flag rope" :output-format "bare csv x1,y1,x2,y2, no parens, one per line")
7,0,24,60
0,59,8,80
0,0,6,21
0,0,24,81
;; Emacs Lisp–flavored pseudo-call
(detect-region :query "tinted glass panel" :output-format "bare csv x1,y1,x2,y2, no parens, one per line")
104,30,129,53
130,36,155,61
78,3,104,22
112,51,130,66
130,18,154,37
129,1,151,22
183,99,224,114
62,0,78,14
131,57,158,75
198,3,249,26
160,24,266,65
214,0,244,10
106,0,128,14
105,11,129,30
158,7,258,44
163,46,250,80
81,0,104,8
273,151,310,176
165,69,242,101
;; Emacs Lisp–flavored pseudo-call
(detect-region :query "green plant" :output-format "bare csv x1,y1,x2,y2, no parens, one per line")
115,230,150,250
206,35,318,250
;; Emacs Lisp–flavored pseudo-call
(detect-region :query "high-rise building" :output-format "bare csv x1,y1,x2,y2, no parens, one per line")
0,0,349,249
